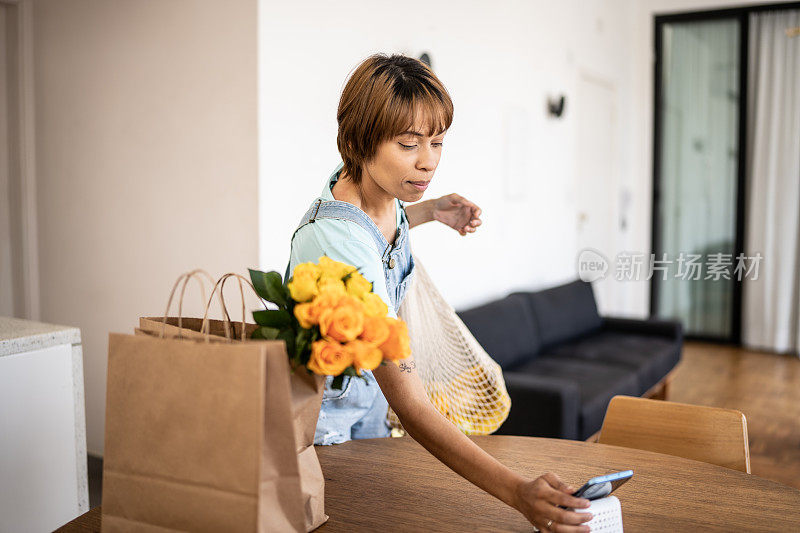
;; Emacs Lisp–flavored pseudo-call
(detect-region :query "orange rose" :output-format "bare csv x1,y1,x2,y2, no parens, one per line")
307,339,352,376
378,317,411,362
338,294,366,313
294,302,316,329
362,292,388,318
344,339,383,374
293,291,342,329
319,301,365,343
359,315,391,346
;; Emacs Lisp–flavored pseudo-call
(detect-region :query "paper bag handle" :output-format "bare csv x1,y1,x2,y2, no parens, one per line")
200,273,265,342
160,269,232,339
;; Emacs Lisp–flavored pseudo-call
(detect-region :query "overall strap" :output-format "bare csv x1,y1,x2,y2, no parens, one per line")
284,198,406,281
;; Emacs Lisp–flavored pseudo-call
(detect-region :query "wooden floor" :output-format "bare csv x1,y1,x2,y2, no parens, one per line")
669,341,800,489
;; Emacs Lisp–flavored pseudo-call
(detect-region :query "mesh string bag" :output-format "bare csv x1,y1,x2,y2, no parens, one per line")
388,253,511,435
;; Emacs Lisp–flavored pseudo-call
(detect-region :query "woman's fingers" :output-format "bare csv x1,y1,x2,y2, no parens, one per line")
542,473,589,502
539,472,592,513
532,507,591,532
551,489,592,510
448,194,482,218
535,490,592,521
546,504,593,526
517,474,595,533
534,493,592,532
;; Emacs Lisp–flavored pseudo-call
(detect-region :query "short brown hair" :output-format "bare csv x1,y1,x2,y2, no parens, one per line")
337,53,454,185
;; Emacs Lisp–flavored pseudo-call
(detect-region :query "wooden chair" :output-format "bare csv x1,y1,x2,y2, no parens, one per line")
598,395,751,473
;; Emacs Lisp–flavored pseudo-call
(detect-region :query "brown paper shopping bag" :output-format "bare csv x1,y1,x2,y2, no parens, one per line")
126,272,328,532
102,331,308,532
136,317,328,532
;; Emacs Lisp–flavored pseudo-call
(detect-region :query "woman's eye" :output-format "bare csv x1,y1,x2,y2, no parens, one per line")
398,142,443,149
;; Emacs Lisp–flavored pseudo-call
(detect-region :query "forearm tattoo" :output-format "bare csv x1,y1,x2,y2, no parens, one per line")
399,360,416,373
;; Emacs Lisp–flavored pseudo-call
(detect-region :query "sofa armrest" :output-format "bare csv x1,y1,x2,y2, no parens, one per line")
494,372,581,440
602,316,683,341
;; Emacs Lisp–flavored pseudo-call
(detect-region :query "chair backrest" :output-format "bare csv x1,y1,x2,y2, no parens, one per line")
598,396,750,473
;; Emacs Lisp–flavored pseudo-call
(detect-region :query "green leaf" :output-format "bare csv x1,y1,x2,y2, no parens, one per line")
251,326,280,340
276,328,295,358
298,331,315,366
331,374,344,390
341,267,358,282
295,328,314,360
249,269,288,307
252,309,291,328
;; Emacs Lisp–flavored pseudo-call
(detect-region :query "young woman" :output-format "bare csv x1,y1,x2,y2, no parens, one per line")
285,53,593,532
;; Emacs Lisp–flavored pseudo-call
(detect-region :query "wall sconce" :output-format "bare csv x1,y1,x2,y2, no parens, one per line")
419,52,432,69
547,95,566,118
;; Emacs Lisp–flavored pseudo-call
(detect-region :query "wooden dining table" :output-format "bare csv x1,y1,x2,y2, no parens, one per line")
57,435,800,532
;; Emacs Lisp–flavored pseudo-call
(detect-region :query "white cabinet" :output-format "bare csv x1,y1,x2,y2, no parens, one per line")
0,317,89,532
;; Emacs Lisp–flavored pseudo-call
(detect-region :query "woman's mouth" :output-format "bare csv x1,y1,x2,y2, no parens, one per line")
409,180,430,191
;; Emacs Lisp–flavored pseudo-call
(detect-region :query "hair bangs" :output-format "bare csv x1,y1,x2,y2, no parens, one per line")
383,86,452,140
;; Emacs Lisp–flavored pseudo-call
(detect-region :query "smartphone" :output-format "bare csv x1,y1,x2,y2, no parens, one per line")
572,470,633,500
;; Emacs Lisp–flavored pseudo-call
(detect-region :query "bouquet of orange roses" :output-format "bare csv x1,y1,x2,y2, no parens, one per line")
248,256,411,389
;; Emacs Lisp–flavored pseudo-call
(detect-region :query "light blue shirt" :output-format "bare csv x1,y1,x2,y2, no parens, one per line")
287,162,403,318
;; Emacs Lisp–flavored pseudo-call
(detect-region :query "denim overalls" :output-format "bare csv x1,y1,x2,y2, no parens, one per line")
285,170,416,445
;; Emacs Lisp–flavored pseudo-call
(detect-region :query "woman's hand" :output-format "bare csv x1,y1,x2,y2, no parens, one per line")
432,193,482,236
514,473,593,532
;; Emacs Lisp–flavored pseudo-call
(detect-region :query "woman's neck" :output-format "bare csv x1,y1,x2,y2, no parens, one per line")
334,168,396,226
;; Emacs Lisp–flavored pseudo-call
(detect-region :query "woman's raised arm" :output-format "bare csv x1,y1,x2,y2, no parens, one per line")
406,194,483,235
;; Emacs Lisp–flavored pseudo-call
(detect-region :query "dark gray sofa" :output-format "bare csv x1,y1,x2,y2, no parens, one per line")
456,280,682,440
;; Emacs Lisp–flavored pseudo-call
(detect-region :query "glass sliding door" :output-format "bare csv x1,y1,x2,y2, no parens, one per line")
653,18,742,340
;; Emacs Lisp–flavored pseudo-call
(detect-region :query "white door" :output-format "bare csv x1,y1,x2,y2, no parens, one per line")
575,72,619,314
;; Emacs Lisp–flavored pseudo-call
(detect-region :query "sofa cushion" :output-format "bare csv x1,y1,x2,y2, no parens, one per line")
514,280,602,350
456,293,541,370
543,331,680,395
512,356,640,439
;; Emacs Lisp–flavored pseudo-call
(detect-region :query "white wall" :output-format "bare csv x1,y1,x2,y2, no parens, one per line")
32,0,259,456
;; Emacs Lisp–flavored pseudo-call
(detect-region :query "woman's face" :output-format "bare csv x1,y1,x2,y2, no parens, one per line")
363,120,445,202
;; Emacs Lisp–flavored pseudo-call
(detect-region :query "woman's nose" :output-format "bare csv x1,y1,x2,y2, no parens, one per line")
416,146,439,172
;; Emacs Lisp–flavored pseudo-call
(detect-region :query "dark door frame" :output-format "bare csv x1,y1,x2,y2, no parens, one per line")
650,1,800,344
